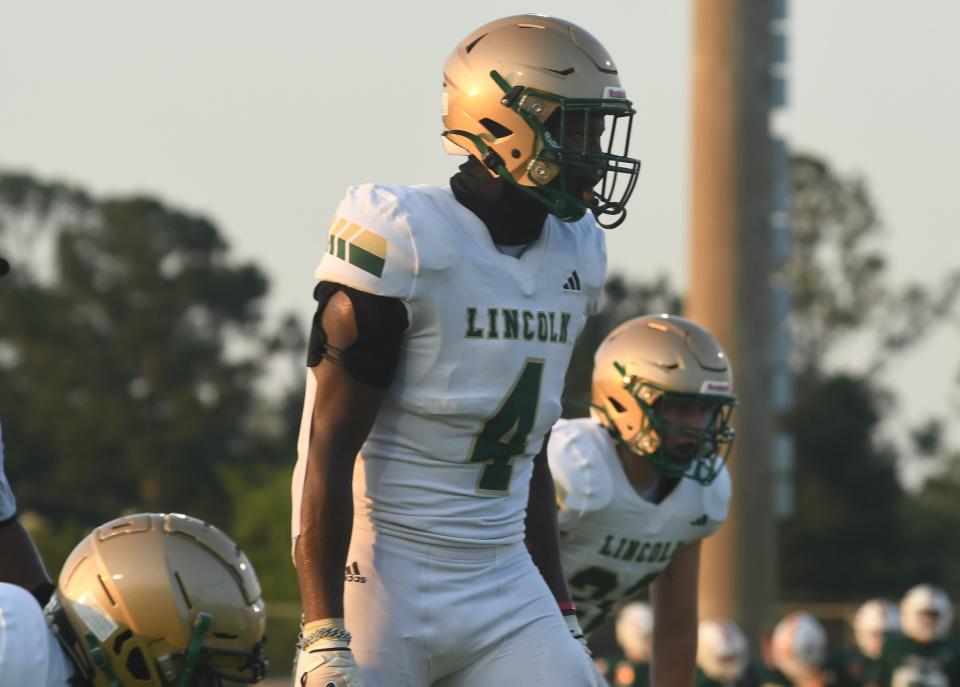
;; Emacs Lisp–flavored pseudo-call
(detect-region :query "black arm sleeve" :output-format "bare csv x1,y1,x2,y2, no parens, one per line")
306,281,408,388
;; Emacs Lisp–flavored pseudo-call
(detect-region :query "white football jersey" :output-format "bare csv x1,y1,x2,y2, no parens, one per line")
0,583,74,686
292,184,606,547
549,418,731,634
0,422,16,522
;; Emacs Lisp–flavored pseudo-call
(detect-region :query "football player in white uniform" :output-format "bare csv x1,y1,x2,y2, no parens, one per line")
290,13,641,687
548,315,736,687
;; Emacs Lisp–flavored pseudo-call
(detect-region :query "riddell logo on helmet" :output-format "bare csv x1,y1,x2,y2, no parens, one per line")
700,380,731,395
603,86,627,100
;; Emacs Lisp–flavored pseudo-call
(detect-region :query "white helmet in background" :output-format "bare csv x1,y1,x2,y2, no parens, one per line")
772,611,827,683
853,599,900,658
698,619,750,683
616,602,653,663
901,584,953,643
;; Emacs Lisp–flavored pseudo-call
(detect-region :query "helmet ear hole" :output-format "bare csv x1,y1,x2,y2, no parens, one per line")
608,396,626,413
479,118,513,139
125,647,150,680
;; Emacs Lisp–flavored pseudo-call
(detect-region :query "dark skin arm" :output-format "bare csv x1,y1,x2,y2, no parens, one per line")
524,431,574,606
650,540,701,687
294,291,389,621
0,517,52,595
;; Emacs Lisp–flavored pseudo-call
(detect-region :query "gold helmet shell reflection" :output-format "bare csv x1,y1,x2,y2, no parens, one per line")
46,512,267,686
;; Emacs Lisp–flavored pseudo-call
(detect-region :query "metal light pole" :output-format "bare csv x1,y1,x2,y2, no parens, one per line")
687,0,789,644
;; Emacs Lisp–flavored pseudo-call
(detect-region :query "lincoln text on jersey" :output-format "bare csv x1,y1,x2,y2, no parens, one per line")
465,307,573,343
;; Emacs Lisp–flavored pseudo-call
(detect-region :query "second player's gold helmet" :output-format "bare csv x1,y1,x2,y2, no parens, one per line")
591,315,736,485
442,14,640,228
45,512,267,686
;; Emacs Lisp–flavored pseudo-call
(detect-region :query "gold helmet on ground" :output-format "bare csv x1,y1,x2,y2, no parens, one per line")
441,14,640,227
45,513,267,686
591,314,736,485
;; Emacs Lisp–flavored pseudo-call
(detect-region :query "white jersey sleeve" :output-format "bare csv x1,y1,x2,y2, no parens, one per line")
314,184,419,299
0,422,16,522
0,583,74,686
548,418,615,530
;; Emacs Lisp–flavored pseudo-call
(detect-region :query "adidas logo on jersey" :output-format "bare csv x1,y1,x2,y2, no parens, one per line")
689,515,708,526
562,270,582,292
344,561,366,583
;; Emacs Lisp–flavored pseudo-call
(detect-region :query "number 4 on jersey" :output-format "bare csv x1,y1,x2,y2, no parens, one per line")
468,358,544,495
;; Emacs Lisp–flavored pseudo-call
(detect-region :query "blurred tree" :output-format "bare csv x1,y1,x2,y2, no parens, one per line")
778,154,960,599
0,171,301,578
780,374,906,598
785,154,960,377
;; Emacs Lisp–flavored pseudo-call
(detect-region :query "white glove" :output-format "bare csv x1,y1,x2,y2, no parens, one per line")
563,613,608,686
296,618,367,687
296,648,367,687
565,612,591,655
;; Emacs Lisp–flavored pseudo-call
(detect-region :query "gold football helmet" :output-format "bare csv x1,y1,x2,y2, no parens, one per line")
45,513,267,686
442,14,640,228
591,315,736,485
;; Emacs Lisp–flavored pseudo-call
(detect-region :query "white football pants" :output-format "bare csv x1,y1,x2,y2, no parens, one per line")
339,526,598,687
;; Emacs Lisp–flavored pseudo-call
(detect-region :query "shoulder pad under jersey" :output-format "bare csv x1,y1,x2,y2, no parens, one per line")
315,184,418,299
553,215,607,315
702,463,732,524
549,418,616,522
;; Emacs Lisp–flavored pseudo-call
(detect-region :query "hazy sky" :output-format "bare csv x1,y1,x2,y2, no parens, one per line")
1,1,958,472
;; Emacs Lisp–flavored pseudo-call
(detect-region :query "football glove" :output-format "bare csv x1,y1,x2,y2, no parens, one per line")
296,618,367,687
564,610,591,656
297,648,366,687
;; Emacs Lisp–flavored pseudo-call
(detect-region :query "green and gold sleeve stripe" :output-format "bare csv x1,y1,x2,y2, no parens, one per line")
326,216,387,278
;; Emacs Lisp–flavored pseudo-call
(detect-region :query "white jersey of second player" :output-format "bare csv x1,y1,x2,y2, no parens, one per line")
0,421,17,522
0,583,74,686
292,184,606,548
549,418,731,633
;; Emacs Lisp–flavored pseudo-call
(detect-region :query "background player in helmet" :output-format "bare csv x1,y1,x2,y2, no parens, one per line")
597,601,654,687
832,599,901,687
547,314,736,687
696,618,754,687
290,13,640,687
765,612,829,687
870,584,960,687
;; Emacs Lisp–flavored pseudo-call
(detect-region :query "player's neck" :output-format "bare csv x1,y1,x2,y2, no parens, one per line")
450,157,548,246
616,443,653,488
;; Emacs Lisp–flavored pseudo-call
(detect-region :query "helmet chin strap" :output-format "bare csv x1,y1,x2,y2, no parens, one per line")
590,189,628,229
84,633,121,687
